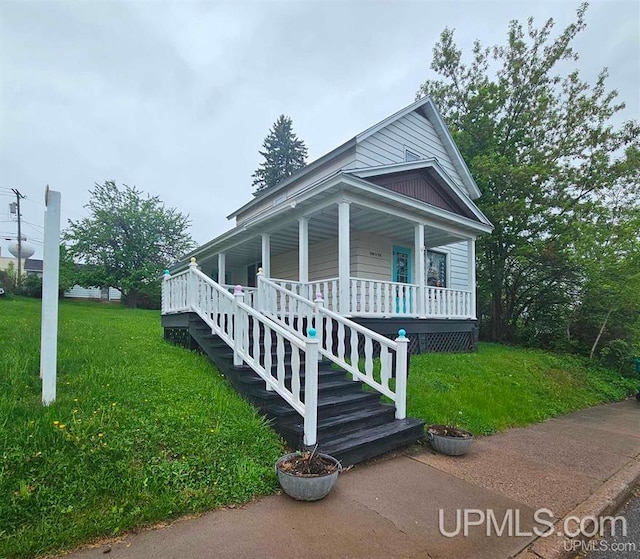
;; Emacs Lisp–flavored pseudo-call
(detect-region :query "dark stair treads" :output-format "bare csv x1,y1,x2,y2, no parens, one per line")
179,314,424,467
277,404,397,445
318,418,425,467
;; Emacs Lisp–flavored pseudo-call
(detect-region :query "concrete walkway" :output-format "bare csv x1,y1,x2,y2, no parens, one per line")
65,400,640,559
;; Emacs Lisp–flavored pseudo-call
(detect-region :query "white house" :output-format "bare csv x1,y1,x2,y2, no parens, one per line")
167,96,492,352
161,96,493,461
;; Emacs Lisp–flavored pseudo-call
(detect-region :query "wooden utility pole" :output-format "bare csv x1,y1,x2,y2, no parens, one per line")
11,188,25,291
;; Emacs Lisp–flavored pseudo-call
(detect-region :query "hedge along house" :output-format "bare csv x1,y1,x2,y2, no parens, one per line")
162,96,493,464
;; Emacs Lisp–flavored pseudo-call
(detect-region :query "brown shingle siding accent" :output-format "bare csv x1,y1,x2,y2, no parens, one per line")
369,170,477,220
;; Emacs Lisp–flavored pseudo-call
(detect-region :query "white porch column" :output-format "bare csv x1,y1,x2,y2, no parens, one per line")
298,217,309,283
261,233,271,278
467,238,477,319
217,252,226,285
415,223,426,318
338,200,351,315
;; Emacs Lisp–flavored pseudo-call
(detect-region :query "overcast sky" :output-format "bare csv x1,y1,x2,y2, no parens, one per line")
1,0,638,260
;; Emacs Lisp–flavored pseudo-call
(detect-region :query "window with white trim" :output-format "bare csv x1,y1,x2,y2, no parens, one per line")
405,149,420,162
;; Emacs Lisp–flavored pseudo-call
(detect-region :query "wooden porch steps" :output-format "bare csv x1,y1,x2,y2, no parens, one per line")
184,315,424,467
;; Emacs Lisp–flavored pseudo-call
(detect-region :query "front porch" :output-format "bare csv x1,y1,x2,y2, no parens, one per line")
191,197,483,315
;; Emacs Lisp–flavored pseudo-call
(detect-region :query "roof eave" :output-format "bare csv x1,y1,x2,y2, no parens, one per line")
226,137,357,220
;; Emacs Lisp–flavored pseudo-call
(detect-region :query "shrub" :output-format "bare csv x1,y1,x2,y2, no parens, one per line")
599,339,635,376
20,274,43,298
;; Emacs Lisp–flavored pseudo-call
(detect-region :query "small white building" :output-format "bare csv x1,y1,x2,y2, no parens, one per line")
0,255,121,301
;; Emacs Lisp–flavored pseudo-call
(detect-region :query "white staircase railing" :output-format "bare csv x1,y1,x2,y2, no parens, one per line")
162,260,319,446
257,274,408,419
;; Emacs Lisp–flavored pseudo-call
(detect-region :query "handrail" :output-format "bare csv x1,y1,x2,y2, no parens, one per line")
163,263,319,445
258,275,408,418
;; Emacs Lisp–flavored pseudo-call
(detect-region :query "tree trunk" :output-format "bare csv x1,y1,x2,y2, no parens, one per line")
589,307,613,360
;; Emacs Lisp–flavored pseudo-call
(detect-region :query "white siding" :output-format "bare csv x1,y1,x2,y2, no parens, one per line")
268,233,471,291
64,285,122,300
351,232,393,281
108,287,122,300
271,250,299,281
271,237,340,281
356,112,464,188
428,241,469,290
64,286,102,299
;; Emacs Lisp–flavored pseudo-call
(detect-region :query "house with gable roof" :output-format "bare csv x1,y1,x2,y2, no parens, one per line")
161,96,493,464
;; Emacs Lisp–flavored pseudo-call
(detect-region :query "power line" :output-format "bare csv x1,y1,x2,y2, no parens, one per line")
23,221,44,230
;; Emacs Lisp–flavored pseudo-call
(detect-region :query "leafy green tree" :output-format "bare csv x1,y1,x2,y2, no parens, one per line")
252,115,308,196
568,169,640,360
416,3,640,345
65,181,196,308
58,245,79,297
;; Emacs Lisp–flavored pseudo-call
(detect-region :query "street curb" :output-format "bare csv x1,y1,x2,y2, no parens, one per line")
514,455,640,559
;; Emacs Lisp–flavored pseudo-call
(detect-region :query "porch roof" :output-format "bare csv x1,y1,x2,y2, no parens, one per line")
171,171,493,274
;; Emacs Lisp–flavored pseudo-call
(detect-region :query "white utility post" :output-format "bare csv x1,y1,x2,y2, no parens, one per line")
415,223,426,318
467,238,477,319
261,233,271,278
40,186,61,405
298,217,309,297
217,252,226,284
338,200,350,315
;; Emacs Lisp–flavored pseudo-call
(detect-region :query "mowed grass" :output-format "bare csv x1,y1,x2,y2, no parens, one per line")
407,343,637,435
2,299,637,557
0,298,284,559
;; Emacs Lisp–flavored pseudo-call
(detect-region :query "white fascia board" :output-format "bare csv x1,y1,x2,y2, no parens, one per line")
226,138,357,220
355,96,433,143
350,159,440,178
422,99,482,199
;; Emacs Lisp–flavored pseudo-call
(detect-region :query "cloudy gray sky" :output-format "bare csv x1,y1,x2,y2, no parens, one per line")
1,0,638,260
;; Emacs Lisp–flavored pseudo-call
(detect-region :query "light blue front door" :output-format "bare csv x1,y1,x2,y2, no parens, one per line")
392,246,412,313
392,246,412,283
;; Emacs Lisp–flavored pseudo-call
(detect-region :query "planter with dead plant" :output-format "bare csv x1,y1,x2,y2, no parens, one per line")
275,447,342,501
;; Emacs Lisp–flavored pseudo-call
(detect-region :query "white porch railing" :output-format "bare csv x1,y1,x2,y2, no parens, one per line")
265,276,474,319
425,285,473,319
162,262,320,446
222,284,257,308
350,277,419,317
308,278,339,312
258,275,408,418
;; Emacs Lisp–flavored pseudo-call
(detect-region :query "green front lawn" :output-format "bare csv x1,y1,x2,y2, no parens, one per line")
0,298,284,559
1,297,636,558
406,344,637,434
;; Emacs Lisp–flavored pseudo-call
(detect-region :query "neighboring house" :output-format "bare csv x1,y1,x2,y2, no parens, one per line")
24,259,43,277
160,97,494,465
0,256,121,301
64,285,122,301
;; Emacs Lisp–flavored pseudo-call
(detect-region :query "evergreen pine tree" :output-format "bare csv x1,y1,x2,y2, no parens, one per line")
252,115,308,196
